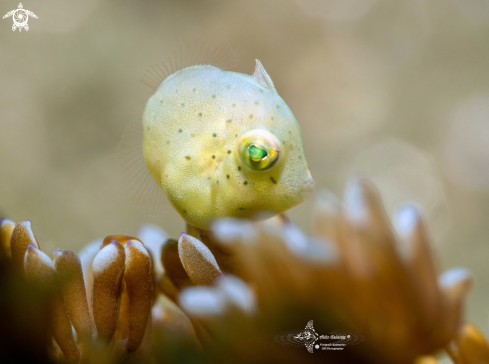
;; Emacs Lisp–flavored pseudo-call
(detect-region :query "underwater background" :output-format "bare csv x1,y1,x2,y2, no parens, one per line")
1,0,489,346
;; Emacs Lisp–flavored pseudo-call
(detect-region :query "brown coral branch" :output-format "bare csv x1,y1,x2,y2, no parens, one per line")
54,249,93,363
124,240,153,353
24,245,80,363
161,238,193,291
0,218,15,257
178,233,224,286
11,221,40,272
92,240,125,345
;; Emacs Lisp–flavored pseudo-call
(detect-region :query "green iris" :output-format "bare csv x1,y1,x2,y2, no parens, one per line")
236,129,281,171
248,144,268,162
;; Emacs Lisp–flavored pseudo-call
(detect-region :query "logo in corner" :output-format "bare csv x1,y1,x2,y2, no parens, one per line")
293,320,319,353
3,3,37,32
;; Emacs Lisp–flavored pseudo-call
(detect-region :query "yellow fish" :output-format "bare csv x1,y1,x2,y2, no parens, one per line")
119,42,314,230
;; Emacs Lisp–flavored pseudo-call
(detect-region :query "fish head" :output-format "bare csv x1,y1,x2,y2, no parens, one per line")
139,58,314,230
229,100,315,222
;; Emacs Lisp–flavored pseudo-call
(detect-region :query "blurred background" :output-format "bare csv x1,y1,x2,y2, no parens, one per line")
1,0,489,340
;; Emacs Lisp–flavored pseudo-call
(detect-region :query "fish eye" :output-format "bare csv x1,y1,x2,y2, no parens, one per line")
237,129,280,170
248,144,268,162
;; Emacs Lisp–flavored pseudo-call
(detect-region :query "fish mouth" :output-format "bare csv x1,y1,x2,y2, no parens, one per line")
299,174,315,201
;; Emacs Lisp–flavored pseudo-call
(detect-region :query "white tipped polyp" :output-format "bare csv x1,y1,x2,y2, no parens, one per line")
302,238,338,264
212,218,257,244
92,242,121,273
344,179,369,227
179,233,220,270
179,287,225,316
137,224,167,275
439,267,473,289
283,224,308,252
394,203,421,238
26,245,53,266
0,218,14,227
315,189,340,214
282,224,338,264
24,246,55,280
126,240,149,257
78,238,103,270
219,275,256,314
138,224,168,247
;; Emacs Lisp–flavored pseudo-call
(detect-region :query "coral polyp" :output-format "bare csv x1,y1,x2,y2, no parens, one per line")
1,178,488,363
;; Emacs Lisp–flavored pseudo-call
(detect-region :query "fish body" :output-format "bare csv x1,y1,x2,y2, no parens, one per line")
142,60,314,230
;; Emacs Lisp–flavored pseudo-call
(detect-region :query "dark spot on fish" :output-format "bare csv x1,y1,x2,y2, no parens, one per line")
254,101,259,105
282,141,286,145
166,140,170,144
271,116,275,120
185,156,191,160
147,126,150,130
227,150,231,154
249,114,253,119
212,133,217,137
181,103,185,107
226,119,232,123
226,85,231,89
238,207,246,211
193,88,196,92
276,105,280,109
237,166,241,171
212,94,216,99
270,177,277,184
243,181,248,185
235,134,238,138
226,174,230,179
298,156,302,159
183,209,187,214
160,100,163,104
191,134,195,137
178,129,182,133
212,155,216,159
198,112,202,117
217,180,219,184
232,103,236,107
259,89,264,93
288,130,291,134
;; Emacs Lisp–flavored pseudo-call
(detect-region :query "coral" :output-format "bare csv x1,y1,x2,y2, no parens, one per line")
1,178,488,363
0,222,156,363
